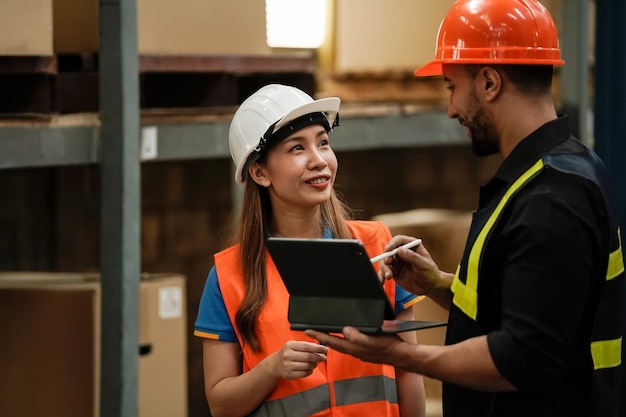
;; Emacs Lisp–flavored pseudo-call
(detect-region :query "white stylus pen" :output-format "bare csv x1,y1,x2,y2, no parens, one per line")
370,239,422,264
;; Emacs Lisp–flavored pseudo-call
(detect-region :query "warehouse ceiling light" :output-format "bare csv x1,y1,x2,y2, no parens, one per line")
266,0,327,48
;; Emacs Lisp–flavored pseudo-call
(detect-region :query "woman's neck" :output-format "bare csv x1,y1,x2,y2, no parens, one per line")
271,209,323,239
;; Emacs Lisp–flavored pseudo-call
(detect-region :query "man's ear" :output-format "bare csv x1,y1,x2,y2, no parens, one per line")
248,162,271,187
480,67,501,101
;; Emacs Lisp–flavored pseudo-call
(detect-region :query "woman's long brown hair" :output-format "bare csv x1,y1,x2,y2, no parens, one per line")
230,175,353,352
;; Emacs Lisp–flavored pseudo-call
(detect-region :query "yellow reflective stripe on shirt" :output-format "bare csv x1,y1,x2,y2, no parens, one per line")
591,336,622,370
452,159,545,320
451,265,478,320
606,228,624,281
592,228,624,370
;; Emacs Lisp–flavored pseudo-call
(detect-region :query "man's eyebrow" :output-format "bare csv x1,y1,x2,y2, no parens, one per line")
443,76,451,83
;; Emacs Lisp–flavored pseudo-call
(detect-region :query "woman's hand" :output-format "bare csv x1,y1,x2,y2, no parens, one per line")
305,327,404,366
268,340,328,380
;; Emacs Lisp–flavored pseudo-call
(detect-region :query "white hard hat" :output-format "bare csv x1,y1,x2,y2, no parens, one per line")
228,84,340,184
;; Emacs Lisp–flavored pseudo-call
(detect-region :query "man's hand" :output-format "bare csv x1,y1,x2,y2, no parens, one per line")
379,234,455,311
305,327,403,366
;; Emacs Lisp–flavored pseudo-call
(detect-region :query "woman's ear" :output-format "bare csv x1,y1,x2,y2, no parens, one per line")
480,67,501,101
248,162,271,187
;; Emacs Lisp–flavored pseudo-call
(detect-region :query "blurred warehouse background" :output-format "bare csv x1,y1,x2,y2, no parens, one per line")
0,1,624,417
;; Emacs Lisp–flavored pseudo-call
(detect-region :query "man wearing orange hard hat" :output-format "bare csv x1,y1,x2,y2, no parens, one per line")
307,1,625,416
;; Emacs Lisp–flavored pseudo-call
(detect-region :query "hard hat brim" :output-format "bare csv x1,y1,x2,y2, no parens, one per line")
414,61,443,77
271,97,340,135
415,58,566,77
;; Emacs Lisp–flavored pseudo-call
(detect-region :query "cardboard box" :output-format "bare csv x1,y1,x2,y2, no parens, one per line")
0,272,187,417
0,0,54,55
372,208,472,334
53,0,271,55
4,0,271,55
333,0,456,72
331,0,563,73
372,209,472,401
373,208,472,274
138,274,187,417
0,277,100,417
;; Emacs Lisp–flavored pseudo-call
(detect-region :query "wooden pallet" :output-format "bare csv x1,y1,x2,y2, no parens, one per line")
0,53,317,115
0,55,97,114
317,69,449,105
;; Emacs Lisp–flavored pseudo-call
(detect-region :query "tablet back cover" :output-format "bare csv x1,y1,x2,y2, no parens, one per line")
265,238,396,332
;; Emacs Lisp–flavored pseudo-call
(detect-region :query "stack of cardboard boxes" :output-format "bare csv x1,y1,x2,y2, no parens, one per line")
0,272,187,417
0,0,270,56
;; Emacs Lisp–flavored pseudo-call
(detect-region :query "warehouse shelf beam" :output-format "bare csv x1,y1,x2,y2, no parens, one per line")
0,125,99,169
0,110,467,169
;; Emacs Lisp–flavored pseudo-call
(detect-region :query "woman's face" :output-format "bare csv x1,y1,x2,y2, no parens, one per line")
250,123,338,211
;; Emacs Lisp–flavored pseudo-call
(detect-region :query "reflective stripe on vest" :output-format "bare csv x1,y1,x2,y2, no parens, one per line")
451,158,545,319
334,375,398,406
248,384,330,417
248,375,398,417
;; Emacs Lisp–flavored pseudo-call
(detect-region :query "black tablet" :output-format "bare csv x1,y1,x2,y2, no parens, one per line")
265,237,447,334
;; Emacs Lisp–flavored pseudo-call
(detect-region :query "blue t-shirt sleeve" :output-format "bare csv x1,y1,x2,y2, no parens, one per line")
394,283,422,315
193,265,238,343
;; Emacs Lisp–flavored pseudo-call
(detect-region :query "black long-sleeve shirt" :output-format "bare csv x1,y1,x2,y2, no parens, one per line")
444,115,613,416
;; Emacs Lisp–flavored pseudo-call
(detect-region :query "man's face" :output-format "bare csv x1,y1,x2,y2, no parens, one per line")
442,65,499,156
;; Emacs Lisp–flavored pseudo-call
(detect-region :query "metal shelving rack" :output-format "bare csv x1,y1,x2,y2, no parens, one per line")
0,107,472,169
0,1,599,416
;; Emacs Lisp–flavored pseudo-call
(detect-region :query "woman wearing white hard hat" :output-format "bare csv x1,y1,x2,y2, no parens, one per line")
194,84,426,417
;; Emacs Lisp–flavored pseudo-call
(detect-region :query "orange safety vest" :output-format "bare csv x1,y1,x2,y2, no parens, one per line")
215,220,400,417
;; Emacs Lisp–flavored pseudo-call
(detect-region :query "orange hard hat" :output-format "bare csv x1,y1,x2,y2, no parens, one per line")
415,0,565,76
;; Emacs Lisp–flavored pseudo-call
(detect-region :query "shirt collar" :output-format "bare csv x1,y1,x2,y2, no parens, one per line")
479,115,572,207
494,114,572,183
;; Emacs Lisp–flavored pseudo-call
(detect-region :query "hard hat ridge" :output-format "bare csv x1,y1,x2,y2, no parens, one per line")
415,0,565,77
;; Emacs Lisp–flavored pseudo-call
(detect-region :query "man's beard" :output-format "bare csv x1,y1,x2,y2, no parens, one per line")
465,89,500,157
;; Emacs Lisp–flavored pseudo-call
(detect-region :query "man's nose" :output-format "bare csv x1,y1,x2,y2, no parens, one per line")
447,98,458,119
